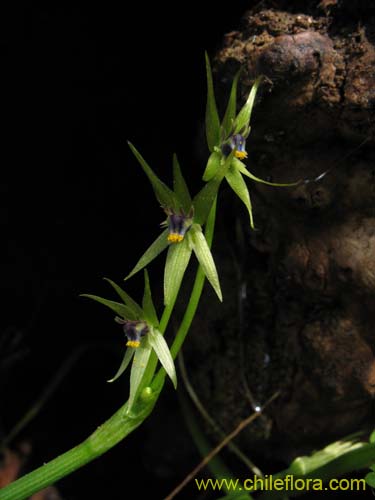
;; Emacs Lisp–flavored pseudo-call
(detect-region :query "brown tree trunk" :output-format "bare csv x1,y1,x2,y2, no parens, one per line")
187,0,375,463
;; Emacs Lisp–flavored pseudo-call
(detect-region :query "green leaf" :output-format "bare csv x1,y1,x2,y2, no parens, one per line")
365,472,375,488
125,229,169,280
107,348,135,383
173,154,192,212
226,165,255,229
233,76,261,135
80,294,135,319
221,71,240,139
205,52,220,152
164,237,192,306
104,278,143,319
148,328,177,388
234,157,300,187
128,341,153,411
202,151,221,182
190,226,222,301
194,151,234,225
289,438,364,475
142,269,159,326
128,142,176,208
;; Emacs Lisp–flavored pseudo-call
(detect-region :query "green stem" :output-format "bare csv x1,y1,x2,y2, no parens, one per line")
139,298,176,389
0,387,162,500
257,443,375,499
171,197,217,359
0,199,219,500
153,197,217,391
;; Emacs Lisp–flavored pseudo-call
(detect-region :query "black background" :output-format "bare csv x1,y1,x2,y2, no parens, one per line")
0,3,254,499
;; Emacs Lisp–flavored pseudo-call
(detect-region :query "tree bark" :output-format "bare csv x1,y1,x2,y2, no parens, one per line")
187,0,375,463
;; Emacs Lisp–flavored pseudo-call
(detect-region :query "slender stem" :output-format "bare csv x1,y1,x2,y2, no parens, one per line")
178,352,262,477
164,392,279,500
0,200,219,500
140,274,182,389
152,198,217,391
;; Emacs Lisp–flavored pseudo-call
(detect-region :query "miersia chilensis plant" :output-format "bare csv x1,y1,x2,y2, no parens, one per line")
0,55,301,500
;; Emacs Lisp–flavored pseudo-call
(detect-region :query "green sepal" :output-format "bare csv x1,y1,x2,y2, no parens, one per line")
369,429,375,444
164,237,192,306
142,269,159,326
80,294,135,319
233,157,301,187
103,278,143,319
205,52,220,152
221,70,240,139
128,142,176,208
173,154,192,212
190,225,222,302
202,151,221,182
226,165,255,229
193,150,234,225
125,228,169,280
128,339,153,411
107,347,135,383
233,76,261,135
148,327,177,388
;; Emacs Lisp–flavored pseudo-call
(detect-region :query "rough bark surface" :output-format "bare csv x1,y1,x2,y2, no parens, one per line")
187,0,375,463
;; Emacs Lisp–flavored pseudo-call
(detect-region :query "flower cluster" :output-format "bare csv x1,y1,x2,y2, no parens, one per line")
83,53,300,415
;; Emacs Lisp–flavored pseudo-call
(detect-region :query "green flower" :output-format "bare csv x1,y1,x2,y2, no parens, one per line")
125,145,230,305
81,271,176,411
203,53,300,229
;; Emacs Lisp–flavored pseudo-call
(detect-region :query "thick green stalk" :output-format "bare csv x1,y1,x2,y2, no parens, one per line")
0,200,219,500
0,387,161,500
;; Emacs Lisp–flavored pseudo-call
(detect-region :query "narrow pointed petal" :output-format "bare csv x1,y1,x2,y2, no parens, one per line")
233,77,261,135
221,70,240,139
225,165,255,229
128,142,176,208
202,151,221,182
164,237,192,306
194,151,234,225
125,229,169,280
191,226,222,302
104,278,143,319
205,52,220,152
80,294,136,319
173,154,192,212
142,269,159,326
107,348,135,383
234,157,300,187
148,328,177,388
128,341,152,411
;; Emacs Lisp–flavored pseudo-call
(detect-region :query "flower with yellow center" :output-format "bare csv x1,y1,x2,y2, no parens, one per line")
230,133,248,160
115,318,149,348
164,208,194,244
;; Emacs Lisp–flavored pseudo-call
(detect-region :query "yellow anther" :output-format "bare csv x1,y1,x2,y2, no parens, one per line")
235,150,248,160
126,340,140,348
167,233,184,243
